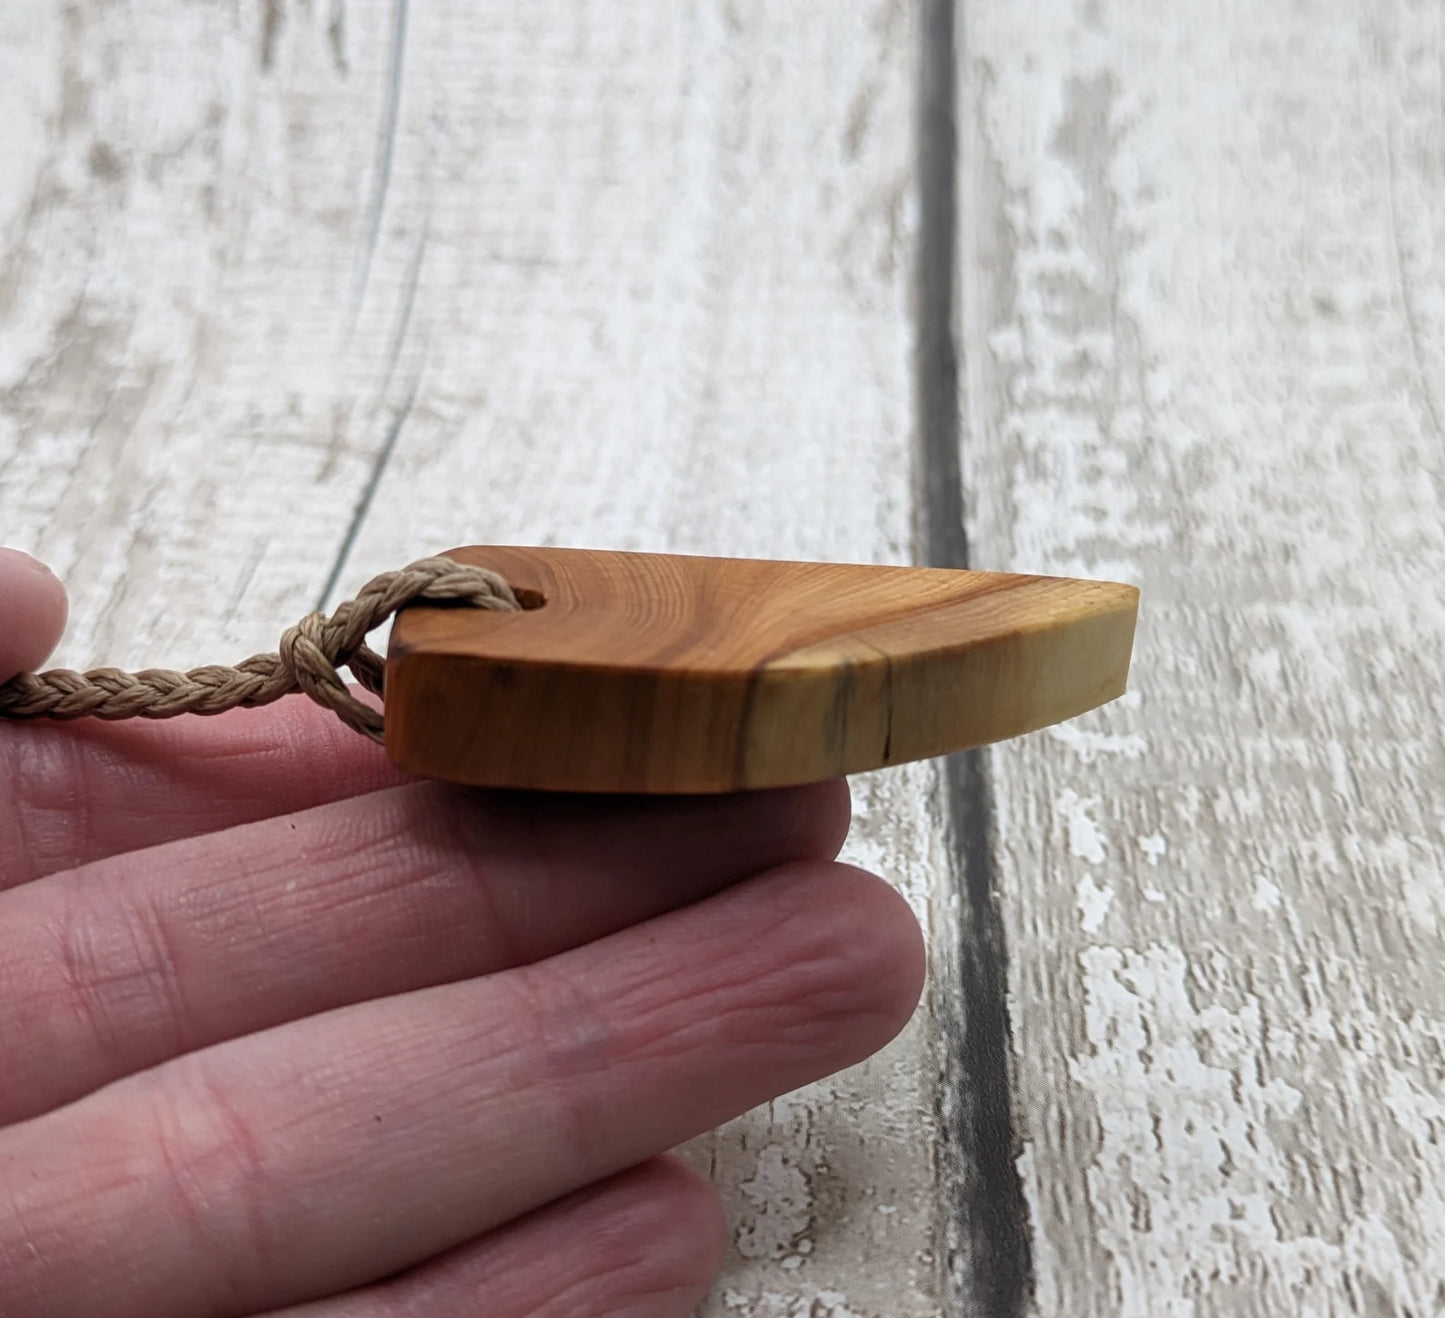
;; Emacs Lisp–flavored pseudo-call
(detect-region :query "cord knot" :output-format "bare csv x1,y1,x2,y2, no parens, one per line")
0,557,522,743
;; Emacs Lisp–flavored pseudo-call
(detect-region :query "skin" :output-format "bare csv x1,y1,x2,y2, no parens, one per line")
0,549,926,1318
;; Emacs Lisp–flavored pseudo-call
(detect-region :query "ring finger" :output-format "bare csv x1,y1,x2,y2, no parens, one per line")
0,861,923,1317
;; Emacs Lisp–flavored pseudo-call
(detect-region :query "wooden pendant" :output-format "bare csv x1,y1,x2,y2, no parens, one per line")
385,546,1138,794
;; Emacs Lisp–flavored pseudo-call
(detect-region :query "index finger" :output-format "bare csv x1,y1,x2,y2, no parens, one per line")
0,553,406,888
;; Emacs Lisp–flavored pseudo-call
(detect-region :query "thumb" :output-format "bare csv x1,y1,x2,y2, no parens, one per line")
0,549,69,682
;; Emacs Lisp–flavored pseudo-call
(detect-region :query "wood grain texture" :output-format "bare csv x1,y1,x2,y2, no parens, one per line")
387,545,1137,792
957,0,1445,1312
0,2,955,1313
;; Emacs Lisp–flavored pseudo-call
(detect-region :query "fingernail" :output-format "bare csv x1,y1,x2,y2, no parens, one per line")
0,547,59,580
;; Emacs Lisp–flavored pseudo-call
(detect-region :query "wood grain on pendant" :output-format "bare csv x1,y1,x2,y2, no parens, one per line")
385,546,1139,793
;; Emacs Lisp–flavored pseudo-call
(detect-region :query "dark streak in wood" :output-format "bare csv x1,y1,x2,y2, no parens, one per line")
318,176,430,607
260,0,283,73
347,0,409,332
916,0,1033,1312
224,542,267,625
328,0,350,76
315,360,422,611
1384,121,1445,446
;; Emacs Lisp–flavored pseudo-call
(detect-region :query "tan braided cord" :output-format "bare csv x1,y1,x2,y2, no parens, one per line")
0,557,520,743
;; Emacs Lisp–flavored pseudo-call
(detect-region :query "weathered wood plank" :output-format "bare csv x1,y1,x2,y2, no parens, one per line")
958,0,1445,1311
324,6,948,1312
0,0,425,666
0,2,951,1313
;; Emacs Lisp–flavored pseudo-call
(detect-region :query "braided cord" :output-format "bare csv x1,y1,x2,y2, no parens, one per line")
0,557,520,744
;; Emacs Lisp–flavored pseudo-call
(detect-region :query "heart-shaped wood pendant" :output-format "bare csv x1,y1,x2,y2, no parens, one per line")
385,546,1138,793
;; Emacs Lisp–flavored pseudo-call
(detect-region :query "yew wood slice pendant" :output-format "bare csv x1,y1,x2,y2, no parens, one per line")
385,546,1139,793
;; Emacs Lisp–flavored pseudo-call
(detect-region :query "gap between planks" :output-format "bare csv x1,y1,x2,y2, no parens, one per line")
915,0,1033,1313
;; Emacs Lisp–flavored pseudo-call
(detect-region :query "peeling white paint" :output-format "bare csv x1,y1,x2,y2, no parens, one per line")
1047,721,1148,762
1076,874,1114,933
965,0,1445,1311
721,1291,865,1318
1057,789,1108,864
736,1145,813,1262
1137,834,1168,867
1072,944,1314,1317
1251,877,1282,912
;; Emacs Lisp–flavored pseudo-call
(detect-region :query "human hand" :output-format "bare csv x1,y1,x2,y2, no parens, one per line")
0,549,925,1318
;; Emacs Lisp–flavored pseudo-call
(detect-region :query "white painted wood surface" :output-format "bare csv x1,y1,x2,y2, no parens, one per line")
960,0,1445,1313
0,2,949,1315
7,0,1441,1313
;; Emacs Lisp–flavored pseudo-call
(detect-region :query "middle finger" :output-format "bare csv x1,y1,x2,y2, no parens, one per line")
0,779,848,1125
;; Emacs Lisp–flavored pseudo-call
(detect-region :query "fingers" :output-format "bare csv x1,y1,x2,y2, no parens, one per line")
1,697,404,888
261,1158,724,1318
0,778,851,1123
0,548,67,680
0,862,925,1317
